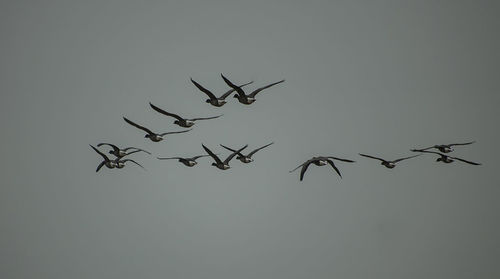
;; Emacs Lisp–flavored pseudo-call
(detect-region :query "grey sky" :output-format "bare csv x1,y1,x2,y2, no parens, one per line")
1,0,499,278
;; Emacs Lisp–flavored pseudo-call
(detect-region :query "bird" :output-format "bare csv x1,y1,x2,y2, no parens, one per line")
412,141,475,153
149,102,223,128
123,117,191,142
358,153,421,168
221,74,285,105
190,78,253,107
90,145,116,172
410,150,481,165
202,144,248,170
157,155,212,167
113,158,146,170
290,156,355,181
219,142,274,163
97,143,150,158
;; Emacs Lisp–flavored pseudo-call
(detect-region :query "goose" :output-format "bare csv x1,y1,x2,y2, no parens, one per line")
412,141,475,153
123,117,191,142
90,145,116,172
202,144,248,170
149,102,223,128
97,143,150,158
190,78,253,107
157,155,211,167
290,156,355,181
359,153,421,168
219,142,274,163
410,150,481,165
113,158,146,170
221,74,285,105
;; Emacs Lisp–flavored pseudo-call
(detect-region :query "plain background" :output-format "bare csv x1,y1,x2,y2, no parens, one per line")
1,0,499,278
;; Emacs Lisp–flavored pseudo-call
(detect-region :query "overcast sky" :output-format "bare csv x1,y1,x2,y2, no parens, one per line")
1,0,499,278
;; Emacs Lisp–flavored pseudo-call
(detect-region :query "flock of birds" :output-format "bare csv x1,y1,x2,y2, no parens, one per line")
90,73,480,181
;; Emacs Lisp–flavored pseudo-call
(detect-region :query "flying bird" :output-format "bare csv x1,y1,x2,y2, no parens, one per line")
221,73,285,105
113,158,146,170
410,150,481,165
412,141,475,153
202,144,248,170
358,153,421,168
157,155,212,167
97,143,150,158
219,142,274,163
90,145,116,172
290,156,355,181
191,78,253,107
123,117,191,142
149,102,223,128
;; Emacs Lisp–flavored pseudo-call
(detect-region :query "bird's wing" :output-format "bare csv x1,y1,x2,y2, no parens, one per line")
123,117,154,134
90,145,110,162
326,159,342,178
299,161,313,181
220,81,254,99
248,79,285,98
248,142,274,157
224,144,248,164
393,154,421,163
97,143,119,154
221,74,247,97
451,156,481,165
121,159,146,170
410,150,442,156
149,103,184,121
122,149,141,157
123,147,151,155
359,153,385,162
191,154,211,160
190,114,223,121
202,144,223,165
157,157,182,160
159,129,192,136
190,78,217,100
95,161,106,172
449,141,476,147
327,156,356,163
219,144,239,154
411,145,435,152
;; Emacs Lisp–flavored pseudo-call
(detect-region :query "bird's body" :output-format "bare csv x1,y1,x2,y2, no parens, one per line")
123,117,191,142
290,156,355,181
358,153,420,169
113,158,146,170
202,144,248,170
221,74,284,105
191,78,253,107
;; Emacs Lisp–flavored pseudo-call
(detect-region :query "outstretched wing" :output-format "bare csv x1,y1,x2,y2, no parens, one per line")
90,145,110,162
451,156,481,165
219,144,243,156
221,73,247,97
149,103,184,121
157,157,182,160
191,154,211,160
123,117,154,135
202,144,223,165
299,160,314,181
359,153,385,162
326,159,342,178
449,141,475,147
190,78,217,100
190,114,223,121
220,81,254,99
123,147,151,155
248,142,274,157
248,79,285,98
393,154,421,163
223,144,248,164
326,156,356,163
159,129,192,136
95,161,106,172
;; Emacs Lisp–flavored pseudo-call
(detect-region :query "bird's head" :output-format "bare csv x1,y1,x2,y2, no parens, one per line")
144,134,150,138
108,150,114,154
173,120,179,125
211,162,218,167
206,99,212,103
233,94,239,98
